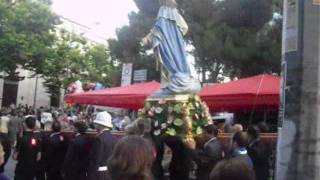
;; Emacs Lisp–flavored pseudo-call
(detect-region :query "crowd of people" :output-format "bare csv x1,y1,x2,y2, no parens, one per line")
0,105,272,180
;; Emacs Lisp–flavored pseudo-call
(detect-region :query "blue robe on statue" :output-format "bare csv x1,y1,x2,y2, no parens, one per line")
150,6,200,96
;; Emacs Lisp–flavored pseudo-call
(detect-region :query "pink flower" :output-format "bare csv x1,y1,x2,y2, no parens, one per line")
148,110,155,117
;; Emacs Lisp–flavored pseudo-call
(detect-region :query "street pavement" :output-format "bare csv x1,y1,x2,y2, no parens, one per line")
4,156,15,179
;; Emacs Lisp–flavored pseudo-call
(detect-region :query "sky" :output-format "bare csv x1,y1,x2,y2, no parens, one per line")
52,0,138,41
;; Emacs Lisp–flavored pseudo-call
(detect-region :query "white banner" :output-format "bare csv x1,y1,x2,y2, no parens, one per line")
121,63,133,86
133,69,147,82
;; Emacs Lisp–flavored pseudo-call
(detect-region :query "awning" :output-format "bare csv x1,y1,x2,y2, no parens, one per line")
199,74,280,112
65,81,160,110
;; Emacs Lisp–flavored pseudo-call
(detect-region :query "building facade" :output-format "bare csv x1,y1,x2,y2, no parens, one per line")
0,70,50,109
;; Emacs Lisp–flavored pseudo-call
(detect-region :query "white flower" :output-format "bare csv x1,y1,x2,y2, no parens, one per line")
154,129,161,136
154,121,159,127
167,116,174,124
161,123,167,129
155,107,163,114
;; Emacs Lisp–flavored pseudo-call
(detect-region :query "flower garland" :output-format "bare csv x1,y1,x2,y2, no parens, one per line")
138,95,213,142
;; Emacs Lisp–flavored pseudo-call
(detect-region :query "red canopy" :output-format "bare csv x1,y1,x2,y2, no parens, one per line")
65,81,160,110
199,74,280,112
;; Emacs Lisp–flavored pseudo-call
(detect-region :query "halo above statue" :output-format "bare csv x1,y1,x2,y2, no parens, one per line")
142,0,201,98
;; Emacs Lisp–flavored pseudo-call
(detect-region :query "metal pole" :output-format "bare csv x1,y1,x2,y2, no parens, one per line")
276,1,320,180
33,75,38,109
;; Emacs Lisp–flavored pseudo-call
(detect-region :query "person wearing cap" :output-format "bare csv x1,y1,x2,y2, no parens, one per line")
87,111,117,180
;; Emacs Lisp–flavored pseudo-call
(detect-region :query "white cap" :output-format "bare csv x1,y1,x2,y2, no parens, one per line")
94,111,113,128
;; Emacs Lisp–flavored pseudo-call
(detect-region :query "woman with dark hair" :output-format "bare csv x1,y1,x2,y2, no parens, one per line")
0,144,9,180
62,121,91,180
108,135,154,180
210,158,256,180
136,118,165,180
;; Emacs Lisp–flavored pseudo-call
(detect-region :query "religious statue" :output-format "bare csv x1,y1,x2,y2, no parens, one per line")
141,0,201,97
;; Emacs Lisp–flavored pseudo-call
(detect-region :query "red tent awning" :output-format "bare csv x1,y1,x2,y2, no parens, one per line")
65,81,160,110
199,74,280,112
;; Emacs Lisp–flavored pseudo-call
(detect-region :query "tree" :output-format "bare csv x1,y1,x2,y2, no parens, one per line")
41,30,116,106
108,0,160,82
0,0,58,81
217,0,282,78
179,0,281,81
109,0,282,83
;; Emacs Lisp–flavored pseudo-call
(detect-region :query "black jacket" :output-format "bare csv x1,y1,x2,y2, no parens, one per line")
248,139,271,180
165,136,193,180
14,131,42,180
144,134,165,180
63,133,92,180
87,130,117,180
194,138,223,180
45,132,68,180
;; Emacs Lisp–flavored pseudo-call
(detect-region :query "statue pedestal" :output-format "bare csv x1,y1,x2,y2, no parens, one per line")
139,95,212,142
146,94,190,102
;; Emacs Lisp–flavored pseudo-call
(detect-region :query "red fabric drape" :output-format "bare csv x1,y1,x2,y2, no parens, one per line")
65,81,160,110
65,75,280,112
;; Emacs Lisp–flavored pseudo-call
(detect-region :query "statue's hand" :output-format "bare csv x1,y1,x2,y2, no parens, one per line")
140,36,149,47
141,33,152,48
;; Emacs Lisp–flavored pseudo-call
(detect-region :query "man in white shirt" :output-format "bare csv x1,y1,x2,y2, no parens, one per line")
41,110,53,130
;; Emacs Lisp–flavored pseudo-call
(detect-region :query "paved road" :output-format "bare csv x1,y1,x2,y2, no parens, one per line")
4,156,15,179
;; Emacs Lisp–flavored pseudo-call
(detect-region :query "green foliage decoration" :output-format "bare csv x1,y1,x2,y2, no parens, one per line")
138,96,213,140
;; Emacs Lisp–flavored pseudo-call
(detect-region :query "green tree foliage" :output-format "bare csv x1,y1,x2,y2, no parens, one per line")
42,30,116,106
109,0,282,83
0,0,58,80
179,0,281,81
108,0,160,82
0,1,116,106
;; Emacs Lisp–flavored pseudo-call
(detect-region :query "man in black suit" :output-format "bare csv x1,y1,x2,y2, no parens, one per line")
194,125,223,180
13,116,42,180
87,112,118,180
63,121,91,180
247,125,271,180
165,136,193,180
45,121,68,180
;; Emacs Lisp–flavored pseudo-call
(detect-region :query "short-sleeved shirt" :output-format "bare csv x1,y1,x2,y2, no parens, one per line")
0,116,10,134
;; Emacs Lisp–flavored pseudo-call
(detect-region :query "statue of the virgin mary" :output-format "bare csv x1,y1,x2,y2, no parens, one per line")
141,0,201,97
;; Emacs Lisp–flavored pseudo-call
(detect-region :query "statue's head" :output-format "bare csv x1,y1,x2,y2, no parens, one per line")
159,0,177,7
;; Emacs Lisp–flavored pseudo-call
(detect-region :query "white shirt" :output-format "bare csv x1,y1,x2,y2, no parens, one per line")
0,116,10,134
41,112,53,124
